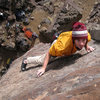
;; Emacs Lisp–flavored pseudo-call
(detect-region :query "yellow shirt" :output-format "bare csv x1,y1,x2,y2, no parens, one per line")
49,31,91,56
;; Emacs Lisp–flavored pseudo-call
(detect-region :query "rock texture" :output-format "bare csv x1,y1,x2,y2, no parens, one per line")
0,0,82,50
87,23,100,41
86,1,100,41
0,0,82,76
0,40,100,100
0,0,36,51
39,0,82,42
0,0,100,100
88,2,100,24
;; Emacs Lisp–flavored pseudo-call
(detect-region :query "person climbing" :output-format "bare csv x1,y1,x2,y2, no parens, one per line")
22,27,38,40
21,22,95,77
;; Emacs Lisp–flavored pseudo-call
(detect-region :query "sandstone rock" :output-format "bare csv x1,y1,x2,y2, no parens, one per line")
0,40,100,100
42,79,100,100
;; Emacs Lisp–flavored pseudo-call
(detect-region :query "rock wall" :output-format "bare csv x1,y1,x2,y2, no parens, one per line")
0,0,82,76
38,0,82,42
0,0,82,50
86,1,100,41
0,0,36,51
0,40,100,100
0,0,100,100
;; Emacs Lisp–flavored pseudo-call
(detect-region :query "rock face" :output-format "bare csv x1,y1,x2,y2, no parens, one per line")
86,1,100,41
88,2,100,24
0,40,100,100
87,23,100,41
0,0,82,50
0,0,36,51
0,0,100,100
39,0,82,42
0,0,82,75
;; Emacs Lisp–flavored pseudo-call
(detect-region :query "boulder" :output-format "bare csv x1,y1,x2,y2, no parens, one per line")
87,2,100,24
87,23,100,41
39,0,82,42
86,1,100,41
3,41,15,50
0,40,100,100
7,14,16,23
23,18,30,25
15,33,31,52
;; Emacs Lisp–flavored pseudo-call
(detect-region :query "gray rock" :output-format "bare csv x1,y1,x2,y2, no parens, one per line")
23,18,30,25
30,16,34,20
39,0,82,42
0,27,4,35
5,42,16,50
86,2,100,41
7,14,16,22
43,1,54,14
88,2,100,24
40,18,51,25
16,34,31,51
87,23,100,41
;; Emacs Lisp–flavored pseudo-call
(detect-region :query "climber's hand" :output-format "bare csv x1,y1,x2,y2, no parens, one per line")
86,45,95,53
37,68,45,77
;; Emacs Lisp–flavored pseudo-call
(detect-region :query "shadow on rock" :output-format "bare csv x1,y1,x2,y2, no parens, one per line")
93,40,100,44
20,53,89,73
46,53,88,71
25,65,41,71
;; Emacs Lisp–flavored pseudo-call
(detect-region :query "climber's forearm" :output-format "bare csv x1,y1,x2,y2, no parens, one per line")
42,51,51,70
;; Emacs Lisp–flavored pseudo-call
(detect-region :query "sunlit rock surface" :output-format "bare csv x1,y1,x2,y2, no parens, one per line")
0,40,100,100
87,1,100,41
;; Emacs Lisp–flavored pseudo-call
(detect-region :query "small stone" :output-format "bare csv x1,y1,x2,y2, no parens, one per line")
39,27,47,33
30,17,34,20
38,24,41,29
7,36,10,39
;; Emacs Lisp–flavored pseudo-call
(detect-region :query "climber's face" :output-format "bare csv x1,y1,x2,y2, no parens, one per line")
74,39,87,50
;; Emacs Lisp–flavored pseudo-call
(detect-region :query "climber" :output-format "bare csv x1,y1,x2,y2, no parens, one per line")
21,22,95,77
22,27,38,40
